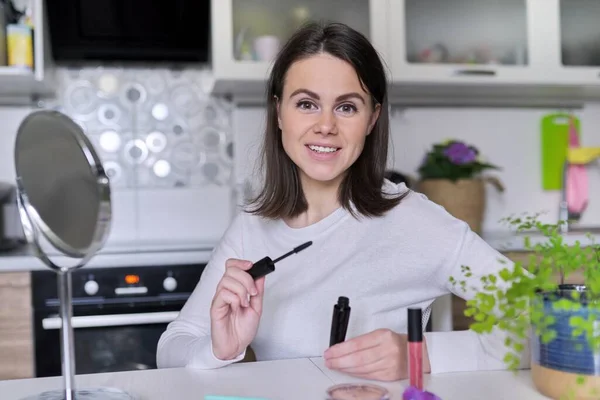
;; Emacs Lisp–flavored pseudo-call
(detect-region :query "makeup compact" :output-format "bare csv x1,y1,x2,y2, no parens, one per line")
326,383,390,400
205,397,269,400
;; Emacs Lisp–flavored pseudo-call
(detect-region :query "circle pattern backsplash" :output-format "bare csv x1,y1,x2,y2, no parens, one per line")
48,66,234,190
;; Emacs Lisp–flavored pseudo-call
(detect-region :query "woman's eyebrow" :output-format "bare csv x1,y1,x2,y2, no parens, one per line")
288,88,365,104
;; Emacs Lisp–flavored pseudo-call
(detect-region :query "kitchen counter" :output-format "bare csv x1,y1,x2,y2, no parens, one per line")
0,357,551,400
0,240,217,272
483,229,600,252
2,227,598,273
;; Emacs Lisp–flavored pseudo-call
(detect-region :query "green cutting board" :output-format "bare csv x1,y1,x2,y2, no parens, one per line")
541,113,581,190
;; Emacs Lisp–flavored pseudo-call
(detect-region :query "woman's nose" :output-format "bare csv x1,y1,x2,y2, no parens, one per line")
313,111,337,135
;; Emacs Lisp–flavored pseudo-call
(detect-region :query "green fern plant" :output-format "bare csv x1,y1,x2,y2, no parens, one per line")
450,212,600,371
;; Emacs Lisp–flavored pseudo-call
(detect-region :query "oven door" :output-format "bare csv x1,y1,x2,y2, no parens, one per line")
33,303,181,377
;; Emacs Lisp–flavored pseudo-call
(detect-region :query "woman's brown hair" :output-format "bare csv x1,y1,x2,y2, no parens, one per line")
246,22,405,219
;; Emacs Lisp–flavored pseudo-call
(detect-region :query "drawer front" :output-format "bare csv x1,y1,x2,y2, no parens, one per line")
0,272,34,380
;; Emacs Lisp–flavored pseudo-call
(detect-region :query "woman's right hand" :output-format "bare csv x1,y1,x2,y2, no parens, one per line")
210,258,265,360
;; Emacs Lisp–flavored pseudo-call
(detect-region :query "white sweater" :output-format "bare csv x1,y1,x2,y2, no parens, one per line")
157,181,528,374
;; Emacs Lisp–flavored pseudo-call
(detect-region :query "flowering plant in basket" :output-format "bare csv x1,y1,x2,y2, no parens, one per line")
418,139,499,181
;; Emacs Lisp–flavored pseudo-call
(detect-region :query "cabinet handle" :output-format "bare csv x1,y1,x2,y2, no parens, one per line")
453,69,496,77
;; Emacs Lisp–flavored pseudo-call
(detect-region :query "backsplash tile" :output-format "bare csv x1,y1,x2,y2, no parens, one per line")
24,66,240,247
47,66,235,191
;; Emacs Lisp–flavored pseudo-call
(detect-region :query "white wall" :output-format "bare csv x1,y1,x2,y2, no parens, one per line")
0,107,35,182
234,103,600,234
4,99,600,239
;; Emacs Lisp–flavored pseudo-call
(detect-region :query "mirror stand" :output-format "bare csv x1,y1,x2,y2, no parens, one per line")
57,269,77,400
57,269,76,399
18,188,133,400
18,189,134,400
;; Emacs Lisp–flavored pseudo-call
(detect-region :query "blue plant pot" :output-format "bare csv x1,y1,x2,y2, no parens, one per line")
531,284,600,400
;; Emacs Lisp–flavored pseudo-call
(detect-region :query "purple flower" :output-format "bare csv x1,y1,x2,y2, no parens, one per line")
443,142,477,165
403,386,442,400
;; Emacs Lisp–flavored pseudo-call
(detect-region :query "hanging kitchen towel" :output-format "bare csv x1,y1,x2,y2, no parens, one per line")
566,115,588,220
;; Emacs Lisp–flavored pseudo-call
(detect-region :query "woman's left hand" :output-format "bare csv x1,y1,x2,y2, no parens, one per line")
323,329,430,381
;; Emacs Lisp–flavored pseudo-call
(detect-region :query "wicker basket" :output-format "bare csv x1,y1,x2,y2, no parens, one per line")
417,177,504,234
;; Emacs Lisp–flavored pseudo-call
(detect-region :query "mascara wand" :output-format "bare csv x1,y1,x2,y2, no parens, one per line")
248,241,313,280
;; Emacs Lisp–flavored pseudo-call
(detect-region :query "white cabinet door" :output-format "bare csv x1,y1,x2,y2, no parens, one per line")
552,0,600,85
388,0,542,85
211,0,389,98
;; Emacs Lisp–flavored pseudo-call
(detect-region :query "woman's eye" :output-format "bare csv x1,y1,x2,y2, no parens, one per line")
338,104,357,114
297,101,316,110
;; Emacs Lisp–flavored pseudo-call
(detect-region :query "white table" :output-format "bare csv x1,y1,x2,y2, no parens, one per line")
309,357,549,400
0,358,551,400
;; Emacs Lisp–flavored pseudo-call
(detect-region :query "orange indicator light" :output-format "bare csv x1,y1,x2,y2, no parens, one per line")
125,274,140,284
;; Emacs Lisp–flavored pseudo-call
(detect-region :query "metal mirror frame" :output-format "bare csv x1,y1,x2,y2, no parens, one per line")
15,110,112,264
14,110,133,400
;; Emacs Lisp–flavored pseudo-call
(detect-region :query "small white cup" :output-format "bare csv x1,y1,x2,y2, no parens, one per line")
254,36,281,61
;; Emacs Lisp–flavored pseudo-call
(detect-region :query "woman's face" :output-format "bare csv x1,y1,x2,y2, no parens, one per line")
277,52,380,188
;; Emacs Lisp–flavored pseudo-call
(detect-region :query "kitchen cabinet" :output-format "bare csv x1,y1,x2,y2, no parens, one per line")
452,251,533,330
0,271,34,381
553,0,600,84
452,250,587,330
0,0,54,105
386,0,567,105
501,250,586,284
210,0,600,106
210,0,389,98
389,0,533,84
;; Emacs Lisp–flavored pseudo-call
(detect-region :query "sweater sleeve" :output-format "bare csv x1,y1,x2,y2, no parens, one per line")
423,221,531,374
156,213,247,369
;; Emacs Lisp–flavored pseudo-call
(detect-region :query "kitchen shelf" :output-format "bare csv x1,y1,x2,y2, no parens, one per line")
0,0,55,105
0,66,32,76
0,66,51,100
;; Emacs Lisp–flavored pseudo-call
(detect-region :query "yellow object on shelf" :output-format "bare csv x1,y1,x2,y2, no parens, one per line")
567,147,600,165
7,24,33,70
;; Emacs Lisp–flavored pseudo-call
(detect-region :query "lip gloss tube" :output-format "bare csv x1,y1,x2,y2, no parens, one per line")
407,308,423,390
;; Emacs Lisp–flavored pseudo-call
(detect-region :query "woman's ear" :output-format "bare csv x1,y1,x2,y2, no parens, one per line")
367,103,381,135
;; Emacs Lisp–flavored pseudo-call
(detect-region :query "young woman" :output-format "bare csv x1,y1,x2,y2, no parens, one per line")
157,22,527,381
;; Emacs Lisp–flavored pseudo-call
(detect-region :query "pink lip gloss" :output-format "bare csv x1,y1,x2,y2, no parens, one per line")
407,308,423,390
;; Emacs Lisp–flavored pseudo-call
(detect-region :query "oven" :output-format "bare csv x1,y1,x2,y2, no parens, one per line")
31,263,205,377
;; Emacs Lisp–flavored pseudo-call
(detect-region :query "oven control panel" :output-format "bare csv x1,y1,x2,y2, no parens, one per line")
31,264,207,307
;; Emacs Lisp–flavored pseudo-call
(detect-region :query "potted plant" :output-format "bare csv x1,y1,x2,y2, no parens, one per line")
452,213,600,399
417,139,503,235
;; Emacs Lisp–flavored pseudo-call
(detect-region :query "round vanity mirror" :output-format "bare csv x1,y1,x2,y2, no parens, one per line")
14,110,133,400
15,110,111,262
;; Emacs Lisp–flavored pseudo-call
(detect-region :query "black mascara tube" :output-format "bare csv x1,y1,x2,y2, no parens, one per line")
248,241,313,280
329,296,351,346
